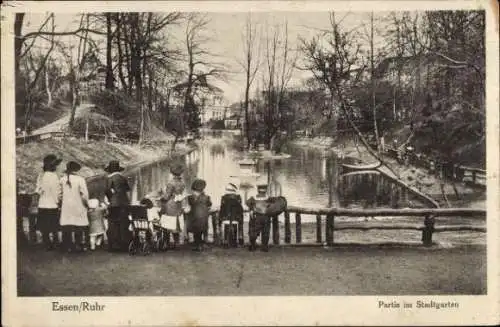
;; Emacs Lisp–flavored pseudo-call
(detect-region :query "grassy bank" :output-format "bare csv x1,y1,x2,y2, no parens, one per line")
16,137,193,193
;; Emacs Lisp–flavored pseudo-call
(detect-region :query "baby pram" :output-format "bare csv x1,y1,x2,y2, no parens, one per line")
152,221,171,252
128,205,153,255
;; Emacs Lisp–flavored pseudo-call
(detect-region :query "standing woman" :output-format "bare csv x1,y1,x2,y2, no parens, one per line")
59,161,90,253
159,162,186,248
35,154,63,250
104,160,131,252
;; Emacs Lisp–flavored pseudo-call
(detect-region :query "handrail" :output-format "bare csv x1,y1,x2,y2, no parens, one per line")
385,146,486,176
206,206,485,217
15,130,156,145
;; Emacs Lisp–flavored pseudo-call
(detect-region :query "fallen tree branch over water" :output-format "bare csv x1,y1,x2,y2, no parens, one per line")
333,90,441,208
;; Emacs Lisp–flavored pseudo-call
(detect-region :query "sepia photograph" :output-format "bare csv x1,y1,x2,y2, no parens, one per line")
2,0,499,326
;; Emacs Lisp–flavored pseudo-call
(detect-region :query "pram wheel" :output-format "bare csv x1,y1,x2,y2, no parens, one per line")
142,242,151,255
128,240,137,255
157,236,168,252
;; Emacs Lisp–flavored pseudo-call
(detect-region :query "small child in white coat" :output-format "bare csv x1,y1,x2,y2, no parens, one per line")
140,198,161,242
87,199,108,250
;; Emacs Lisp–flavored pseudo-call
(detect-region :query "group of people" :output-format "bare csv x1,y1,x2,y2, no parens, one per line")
30,152,286,254
33,155,133,253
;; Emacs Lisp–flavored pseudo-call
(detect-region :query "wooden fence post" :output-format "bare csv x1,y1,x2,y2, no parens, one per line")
422,215,435,247
326,214,334,246
211,212,218,245
272,215,279,245
284,211,291,244
295,212,302,244
316,214,322,244
238,216,244,246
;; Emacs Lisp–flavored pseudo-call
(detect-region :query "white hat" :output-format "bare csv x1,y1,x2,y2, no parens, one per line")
88,199,99,209
225,182,238,193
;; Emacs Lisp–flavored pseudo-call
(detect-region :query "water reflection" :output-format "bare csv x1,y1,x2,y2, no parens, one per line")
88,136,428,217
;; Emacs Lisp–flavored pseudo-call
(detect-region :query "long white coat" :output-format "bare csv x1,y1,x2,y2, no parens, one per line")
60,174,89,226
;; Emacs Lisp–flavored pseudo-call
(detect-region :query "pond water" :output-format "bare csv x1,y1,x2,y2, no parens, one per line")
87,134,484,245
121,136,427,211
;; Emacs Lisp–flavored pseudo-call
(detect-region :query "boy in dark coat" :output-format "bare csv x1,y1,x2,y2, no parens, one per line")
246,184,271,252
186,179,212,252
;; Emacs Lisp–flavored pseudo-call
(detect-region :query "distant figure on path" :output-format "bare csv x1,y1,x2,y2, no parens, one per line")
186,179,212,252
59,161,90,253
104,160,131,252
35,154,63,250
159,162,186,248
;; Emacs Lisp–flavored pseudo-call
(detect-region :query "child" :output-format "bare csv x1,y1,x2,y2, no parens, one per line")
87,199,107,251
246,183,271,252
35,154,63,250
186,179,212,252
140,198,160,243
219,182,244,247
159,163,187,248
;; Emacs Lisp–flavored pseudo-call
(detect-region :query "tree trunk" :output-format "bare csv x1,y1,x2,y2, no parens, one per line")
114,14,128,90
68,69,77,130
85,117,89,142
105,13,114,90
122,14,133,95
244,79,251,149
370,12,380,152
14,13,25,80
45,65,52,107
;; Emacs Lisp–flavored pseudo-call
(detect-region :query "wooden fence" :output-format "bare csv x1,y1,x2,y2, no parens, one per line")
207,206,486,247
17,195,485,248
384,146,486,187
15,131,178,149
16,131,136,145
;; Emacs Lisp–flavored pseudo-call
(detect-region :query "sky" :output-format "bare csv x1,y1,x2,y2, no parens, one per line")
22,11,391,105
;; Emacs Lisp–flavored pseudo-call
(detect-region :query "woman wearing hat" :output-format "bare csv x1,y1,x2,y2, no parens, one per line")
59,161,90,252
159,162,187,248
104,160,131,252
35,154,63,250
186,179,212,252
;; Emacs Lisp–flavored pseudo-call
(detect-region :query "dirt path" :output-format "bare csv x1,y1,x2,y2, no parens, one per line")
18,245,486,296
31,103,95,135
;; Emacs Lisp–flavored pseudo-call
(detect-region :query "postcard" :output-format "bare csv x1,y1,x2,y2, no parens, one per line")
2,0,499,326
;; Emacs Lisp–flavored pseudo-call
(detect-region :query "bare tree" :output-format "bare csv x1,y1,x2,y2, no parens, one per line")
240,13,261,149
20,14,56,132
300,12,403,177
177,13,226,139
105,13,115,90
261,20,296,150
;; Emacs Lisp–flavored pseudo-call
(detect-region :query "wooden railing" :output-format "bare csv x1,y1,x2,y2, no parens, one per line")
208,206,486,247
16,131,140,145
385,146,486,187
15,131,179,149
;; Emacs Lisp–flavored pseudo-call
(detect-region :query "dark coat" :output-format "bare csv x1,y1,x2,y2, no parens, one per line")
246,196,287,216
219,193,243,222
105,172,130,207
186,193,212,234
